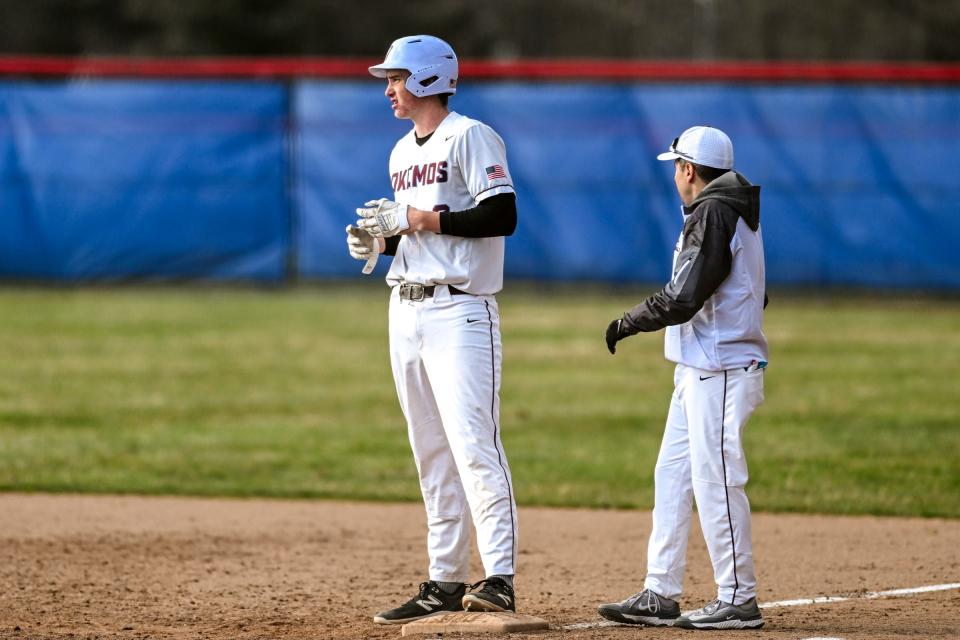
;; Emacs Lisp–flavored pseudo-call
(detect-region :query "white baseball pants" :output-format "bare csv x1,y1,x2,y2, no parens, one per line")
388,286,518,582
644,363,764,605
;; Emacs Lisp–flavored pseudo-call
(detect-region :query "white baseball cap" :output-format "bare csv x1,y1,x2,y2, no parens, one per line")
657,126,734,170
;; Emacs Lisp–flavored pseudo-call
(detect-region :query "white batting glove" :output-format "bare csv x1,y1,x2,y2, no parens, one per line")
356,198,409,238
345,224,375,259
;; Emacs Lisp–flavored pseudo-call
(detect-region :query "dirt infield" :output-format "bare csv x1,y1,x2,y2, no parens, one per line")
1,494,958,640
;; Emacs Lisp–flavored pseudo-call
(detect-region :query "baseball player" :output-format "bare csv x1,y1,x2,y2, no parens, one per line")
345,35,520,625
598,126,768,630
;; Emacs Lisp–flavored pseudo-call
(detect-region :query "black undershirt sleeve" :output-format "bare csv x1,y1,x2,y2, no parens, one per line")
439,193,517,238
381,192,517,256
382,236,401,256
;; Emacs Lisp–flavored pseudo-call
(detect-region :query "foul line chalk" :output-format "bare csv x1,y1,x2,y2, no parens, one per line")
561,582,960,631
759,581,960,609
563,620,620,630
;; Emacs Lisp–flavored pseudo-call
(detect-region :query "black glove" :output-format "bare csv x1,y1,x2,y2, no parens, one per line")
605,318,623,355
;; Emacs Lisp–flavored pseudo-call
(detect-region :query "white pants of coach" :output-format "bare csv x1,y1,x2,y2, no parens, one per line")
389,285,518,582
644,363,764,605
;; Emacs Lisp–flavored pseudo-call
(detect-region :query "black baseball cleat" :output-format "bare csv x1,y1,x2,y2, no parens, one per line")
597,588,681,626
673,597,764,630
462,577,516,613
372,581,466,625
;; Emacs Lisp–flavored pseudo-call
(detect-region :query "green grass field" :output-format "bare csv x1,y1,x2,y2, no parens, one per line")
0,285,957,517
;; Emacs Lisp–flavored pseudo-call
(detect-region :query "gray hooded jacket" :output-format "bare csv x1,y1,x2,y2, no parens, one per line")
621,171,769,370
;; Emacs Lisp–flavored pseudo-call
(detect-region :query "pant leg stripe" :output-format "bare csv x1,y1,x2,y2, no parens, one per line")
484,299,516,570
720,370,740,604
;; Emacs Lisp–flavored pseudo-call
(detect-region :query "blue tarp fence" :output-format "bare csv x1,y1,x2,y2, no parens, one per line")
2,79,958,288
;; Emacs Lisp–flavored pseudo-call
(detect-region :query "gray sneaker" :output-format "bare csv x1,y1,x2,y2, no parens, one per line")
597,589,680,626
674,597,764,630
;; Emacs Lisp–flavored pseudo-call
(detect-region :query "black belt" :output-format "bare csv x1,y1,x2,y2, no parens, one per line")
397,282,469,301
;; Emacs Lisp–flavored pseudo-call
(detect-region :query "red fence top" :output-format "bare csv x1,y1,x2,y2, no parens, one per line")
1,56,958,83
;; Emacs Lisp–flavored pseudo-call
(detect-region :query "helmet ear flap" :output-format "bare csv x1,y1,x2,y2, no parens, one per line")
409,75,451,97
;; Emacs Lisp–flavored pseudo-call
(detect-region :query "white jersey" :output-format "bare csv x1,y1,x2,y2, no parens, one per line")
385,111,515,295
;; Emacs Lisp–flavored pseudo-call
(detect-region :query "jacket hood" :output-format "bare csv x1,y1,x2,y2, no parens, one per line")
688,171,761,231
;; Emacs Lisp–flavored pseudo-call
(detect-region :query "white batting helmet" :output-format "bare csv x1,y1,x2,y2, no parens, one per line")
369,35,458,97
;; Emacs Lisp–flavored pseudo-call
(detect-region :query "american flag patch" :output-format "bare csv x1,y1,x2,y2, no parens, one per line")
485,164,507,180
